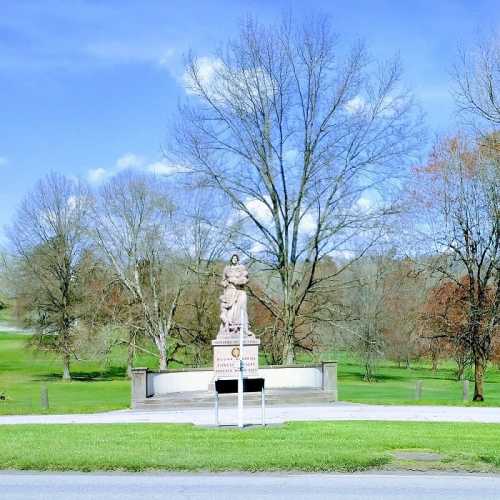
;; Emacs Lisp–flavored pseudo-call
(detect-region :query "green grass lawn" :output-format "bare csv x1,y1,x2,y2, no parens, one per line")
0,333,132,414
0,421,499,472
1,327,500,415
337,356,500,407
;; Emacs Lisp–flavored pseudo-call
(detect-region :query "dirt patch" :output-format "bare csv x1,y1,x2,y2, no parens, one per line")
391,451,443,462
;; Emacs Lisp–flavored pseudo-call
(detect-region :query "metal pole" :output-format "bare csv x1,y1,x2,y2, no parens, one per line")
40,385,49,411
238,310,244,428
215,391,219,426
415,380,422,400
261,387,265,426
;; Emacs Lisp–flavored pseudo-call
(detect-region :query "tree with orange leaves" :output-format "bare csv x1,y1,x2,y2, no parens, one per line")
421,279,472,380
412,135,499,400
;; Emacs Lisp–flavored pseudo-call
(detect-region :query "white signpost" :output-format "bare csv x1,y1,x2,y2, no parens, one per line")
238,310,245,428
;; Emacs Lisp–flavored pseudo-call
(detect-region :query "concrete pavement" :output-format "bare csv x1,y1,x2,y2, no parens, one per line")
1,402,500,425
2,472,500,500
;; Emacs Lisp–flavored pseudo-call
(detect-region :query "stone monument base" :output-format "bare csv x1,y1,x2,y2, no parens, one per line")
212,337,260,379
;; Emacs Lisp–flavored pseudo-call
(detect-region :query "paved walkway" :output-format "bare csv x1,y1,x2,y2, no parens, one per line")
1,402,500,426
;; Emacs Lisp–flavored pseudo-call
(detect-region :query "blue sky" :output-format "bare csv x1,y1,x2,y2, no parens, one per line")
1,0,499,239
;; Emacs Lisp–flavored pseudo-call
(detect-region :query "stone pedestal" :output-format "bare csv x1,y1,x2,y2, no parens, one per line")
212,337,260,378
131,367,148,408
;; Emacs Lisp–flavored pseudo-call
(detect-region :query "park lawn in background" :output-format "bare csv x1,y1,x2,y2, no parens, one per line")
0,332,146,415
0,421,499,472
296,351,500,407
337,357,500,407
2,328,500,415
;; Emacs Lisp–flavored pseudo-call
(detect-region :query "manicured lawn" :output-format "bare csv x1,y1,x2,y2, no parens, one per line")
0,421,499,472
337,356,500,407
1,328,500,415
0,333,132,414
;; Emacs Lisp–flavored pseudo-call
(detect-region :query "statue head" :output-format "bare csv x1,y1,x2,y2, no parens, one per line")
230,254,239,265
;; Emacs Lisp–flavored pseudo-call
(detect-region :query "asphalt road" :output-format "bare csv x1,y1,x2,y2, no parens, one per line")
2,472,500,500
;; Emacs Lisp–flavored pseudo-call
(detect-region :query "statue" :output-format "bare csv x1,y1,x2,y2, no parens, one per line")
218,254,254,339
212,253,260,378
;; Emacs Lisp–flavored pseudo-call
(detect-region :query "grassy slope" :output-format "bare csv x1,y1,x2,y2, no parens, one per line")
0,421,499,472
1,329,500,415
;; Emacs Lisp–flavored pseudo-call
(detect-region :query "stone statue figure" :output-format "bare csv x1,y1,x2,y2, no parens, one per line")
218,254,253,338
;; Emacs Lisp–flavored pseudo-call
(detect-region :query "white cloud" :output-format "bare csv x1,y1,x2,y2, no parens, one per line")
345,96,366,114
244,196,273,223
356,196,373,212
147,160,189,176
87,154,190,185
158,48,176,67
183,56,275,115
283,149,299,164
243,197,318,237
330,249,356,261
379,95,405,117
87,167,109,185
299,211,317,235
116,153,144,169
183,56,224,96
250,241,267,253
67,195,78,211
0,156,8,166
346,95,404,118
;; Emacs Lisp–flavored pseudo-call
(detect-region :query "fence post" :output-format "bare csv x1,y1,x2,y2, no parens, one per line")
40,385,49,410
463,380,469,402
415,380,422,400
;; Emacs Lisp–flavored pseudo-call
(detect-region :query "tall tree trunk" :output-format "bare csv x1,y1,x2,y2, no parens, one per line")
364,360,374,382
473,355,486,401
62,352,71,381
157,332,167,371
126,333,135,379
281,299,296,364
455,354,465,381
282,332,295,365
431,349,438,372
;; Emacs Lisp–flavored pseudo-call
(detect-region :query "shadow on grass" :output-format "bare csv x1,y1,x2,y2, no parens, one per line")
34,365,128,382
340,361,461,383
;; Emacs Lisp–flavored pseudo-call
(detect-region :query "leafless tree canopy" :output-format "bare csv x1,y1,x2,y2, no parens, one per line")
454,34,500,127
89,171,184,370
172,14,423,362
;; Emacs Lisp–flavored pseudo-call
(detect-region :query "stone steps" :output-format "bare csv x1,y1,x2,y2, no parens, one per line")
133,388,335,410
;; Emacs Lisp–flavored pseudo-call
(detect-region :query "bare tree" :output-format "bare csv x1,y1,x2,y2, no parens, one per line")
77,258,145,378
454,34,500,128
173,199,229,366
383,259,428,370
412,136,499,400
7,173,89,380
89,171,185,370
346,256,388,381
171,14,422,363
